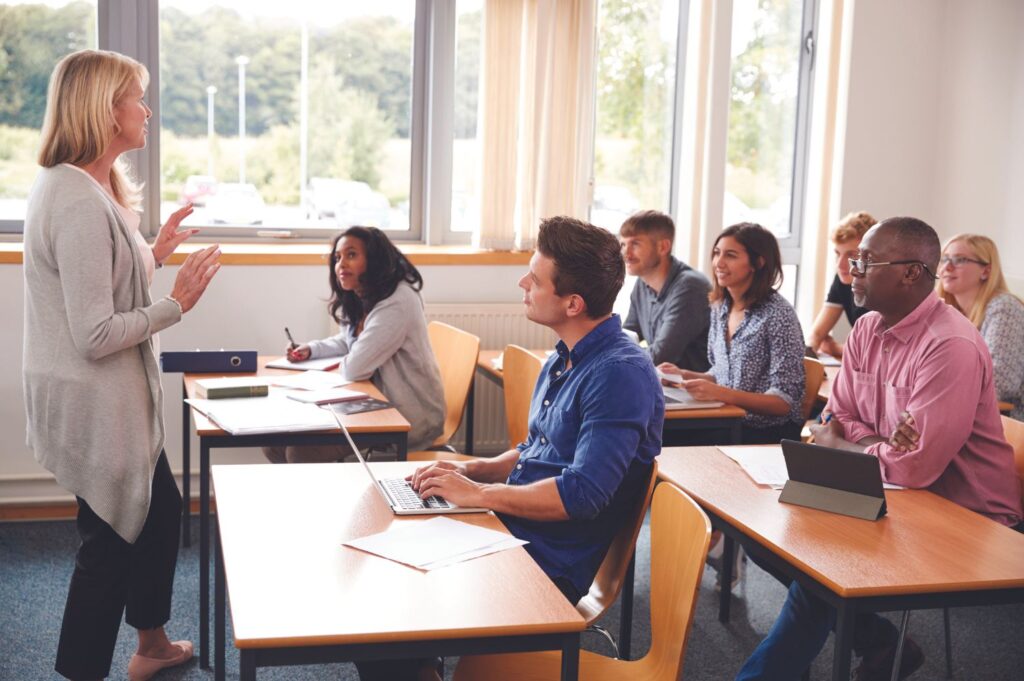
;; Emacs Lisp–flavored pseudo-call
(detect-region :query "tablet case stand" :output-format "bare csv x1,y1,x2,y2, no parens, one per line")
779,479,886,521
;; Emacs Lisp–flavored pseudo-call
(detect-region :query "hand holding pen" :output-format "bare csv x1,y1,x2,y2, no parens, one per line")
285,327,312,362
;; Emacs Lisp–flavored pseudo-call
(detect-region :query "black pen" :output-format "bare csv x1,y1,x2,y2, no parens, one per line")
285,327,298,351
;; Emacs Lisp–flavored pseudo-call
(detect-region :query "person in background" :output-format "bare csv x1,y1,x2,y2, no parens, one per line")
620,210,711,370
737,217,1023,681
937,233,1024,420
806,211,876,358
659,222,805,444
24,49,221,681
264,226,445,462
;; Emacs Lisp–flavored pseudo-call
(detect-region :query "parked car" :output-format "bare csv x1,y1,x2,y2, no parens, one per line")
206,183,265,225
309,177,390,228
179,175,218,207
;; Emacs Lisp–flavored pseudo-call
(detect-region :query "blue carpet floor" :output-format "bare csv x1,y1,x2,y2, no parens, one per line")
1,515,1021,680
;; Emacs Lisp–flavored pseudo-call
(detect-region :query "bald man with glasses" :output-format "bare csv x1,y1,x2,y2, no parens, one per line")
736,217,1022,681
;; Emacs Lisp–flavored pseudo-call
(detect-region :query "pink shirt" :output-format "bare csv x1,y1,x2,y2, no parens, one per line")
828,293,1022,526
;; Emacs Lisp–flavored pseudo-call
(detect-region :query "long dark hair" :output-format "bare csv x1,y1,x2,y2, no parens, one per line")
327,226,423,328
709,222,783,308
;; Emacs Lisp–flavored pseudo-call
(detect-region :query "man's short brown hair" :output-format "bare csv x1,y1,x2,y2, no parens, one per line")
537,216,625,319
831,211,876,244
619,209,675,245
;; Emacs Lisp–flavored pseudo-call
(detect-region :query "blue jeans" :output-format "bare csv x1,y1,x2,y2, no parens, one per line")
735,582,897,680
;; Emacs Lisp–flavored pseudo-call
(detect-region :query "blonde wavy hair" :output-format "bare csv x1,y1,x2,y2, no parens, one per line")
936,233,1018,328
37,49,148,210
830,211,876,244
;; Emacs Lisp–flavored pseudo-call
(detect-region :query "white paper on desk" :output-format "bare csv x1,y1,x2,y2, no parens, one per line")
270,371,351,391
817,353,841,367
491,352,503,372
344,517,527,571
718,446,905,490
719,446,791,487
265,355,344,371
185,395,338,435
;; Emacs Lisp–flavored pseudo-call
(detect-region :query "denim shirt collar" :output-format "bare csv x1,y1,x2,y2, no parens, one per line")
640,256,684,302
554,314,622,367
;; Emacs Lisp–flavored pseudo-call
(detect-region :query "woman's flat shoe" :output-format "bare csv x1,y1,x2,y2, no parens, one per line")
127,641,193,681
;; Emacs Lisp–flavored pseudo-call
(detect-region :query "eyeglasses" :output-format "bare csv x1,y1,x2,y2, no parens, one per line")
939,255,987,268
848,258,936,279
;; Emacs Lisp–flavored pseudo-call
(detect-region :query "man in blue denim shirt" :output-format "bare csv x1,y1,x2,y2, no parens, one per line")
412,216,664,604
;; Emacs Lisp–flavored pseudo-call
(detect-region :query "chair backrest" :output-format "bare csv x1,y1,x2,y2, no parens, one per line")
427,321,481,447
801,357,826,420
576,461,659,624
639,482,712,680
503,345,544,449
1000,415,1024,507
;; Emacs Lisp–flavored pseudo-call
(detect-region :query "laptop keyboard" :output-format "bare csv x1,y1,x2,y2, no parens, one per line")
380,478,452,511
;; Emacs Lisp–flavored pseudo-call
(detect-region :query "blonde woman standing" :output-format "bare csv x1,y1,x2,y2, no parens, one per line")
24,50,220,680
937,234,1024,420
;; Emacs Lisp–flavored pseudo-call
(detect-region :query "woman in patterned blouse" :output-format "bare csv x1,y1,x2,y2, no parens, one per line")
659,222,805,443
937,234,1024,420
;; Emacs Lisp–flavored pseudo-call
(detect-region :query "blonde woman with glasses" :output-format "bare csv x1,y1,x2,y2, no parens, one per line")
24,50,221,681
937,234,1024,419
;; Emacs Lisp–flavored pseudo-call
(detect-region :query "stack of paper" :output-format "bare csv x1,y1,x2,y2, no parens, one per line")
186,396,337,435
344,517,527,571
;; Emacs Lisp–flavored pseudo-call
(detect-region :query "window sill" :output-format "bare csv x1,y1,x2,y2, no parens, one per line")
0,242,532,267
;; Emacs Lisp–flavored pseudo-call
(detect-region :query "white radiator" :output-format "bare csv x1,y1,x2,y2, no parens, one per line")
424,303,556,453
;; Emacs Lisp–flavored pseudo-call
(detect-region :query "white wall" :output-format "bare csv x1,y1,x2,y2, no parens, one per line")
838,0,1024,292
0,262,526,502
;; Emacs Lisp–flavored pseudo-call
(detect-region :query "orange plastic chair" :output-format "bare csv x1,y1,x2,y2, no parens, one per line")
577,461,658,657
408,322,479,463
453,482,712,681
503,345,544,450
801,357,826,441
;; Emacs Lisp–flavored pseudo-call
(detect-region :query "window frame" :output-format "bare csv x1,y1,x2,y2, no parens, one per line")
3,0,476,243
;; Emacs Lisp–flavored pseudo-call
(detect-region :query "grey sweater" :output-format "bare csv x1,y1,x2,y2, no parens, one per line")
308,282,445,451
23,165,181,542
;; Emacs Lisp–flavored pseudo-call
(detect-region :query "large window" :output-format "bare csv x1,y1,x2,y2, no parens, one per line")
0,1,97,230
159,1,416,236
591,0,681,232
723,0,817,305
723,0,816,245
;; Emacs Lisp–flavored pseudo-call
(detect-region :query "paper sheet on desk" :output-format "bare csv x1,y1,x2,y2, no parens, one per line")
718,446,904,490
344,517,527,571
270,371,352,391
265,355,344,371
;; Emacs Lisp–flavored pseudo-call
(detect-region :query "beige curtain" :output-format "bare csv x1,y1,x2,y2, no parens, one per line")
476,0,596,251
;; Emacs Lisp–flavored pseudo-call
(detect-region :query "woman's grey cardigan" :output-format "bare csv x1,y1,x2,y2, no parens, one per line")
23,165,181,542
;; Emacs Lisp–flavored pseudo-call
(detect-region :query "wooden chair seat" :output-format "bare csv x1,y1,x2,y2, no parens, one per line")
454,482,712,681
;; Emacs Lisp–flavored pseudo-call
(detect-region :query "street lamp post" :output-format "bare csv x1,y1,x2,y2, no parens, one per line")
206,85,217,178
235,55,249,184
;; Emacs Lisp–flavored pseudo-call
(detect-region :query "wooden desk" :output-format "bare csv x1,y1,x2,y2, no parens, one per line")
211,462,585,680
180,356,411,669
657,446,1024,680
473,349,747,450
818,364,1014,414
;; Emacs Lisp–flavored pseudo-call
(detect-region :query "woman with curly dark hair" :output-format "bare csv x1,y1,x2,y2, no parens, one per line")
263,226,445,463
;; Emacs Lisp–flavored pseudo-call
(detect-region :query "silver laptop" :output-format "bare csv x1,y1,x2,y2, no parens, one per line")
323,405,487,515
663,385,725,410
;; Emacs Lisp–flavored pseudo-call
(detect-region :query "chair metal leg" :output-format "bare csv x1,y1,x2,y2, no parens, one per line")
943,606,954,677
890,610,912,681
583,625,620,658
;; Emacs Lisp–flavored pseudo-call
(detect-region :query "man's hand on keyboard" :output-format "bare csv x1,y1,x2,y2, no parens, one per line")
407,460,467,492
413,466,485,510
